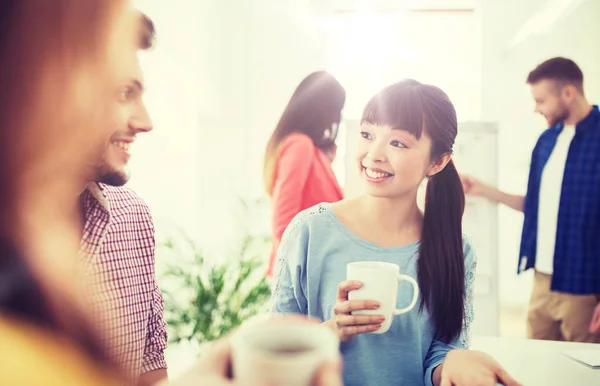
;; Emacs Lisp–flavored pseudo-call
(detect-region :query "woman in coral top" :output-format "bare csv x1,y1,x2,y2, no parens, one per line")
264,71,346,277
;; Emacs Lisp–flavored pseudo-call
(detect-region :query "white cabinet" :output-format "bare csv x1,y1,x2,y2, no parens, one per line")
454,122,500,337
341,120,500,337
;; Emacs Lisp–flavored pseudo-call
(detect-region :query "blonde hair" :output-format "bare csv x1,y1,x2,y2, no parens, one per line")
0,0,136,375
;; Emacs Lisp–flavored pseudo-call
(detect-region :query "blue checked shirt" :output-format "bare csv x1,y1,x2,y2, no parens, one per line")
518,105,600,294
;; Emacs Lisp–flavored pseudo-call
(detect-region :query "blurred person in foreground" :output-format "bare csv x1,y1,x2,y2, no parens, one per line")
461,57,600,342
0,1,343,385
0,1,140,384
263,71,345,278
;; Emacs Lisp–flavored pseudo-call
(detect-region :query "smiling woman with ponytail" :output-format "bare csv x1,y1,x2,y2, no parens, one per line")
272,79,521,386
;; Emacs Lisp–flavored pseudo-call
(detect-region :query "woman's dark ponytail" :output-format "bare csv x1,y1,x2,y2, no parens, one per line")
419,158,465,343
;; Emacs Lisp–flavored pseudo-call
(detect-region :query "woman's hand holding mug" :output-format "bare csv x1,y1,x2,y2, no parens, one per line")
325,261,420,340
323,280,386,342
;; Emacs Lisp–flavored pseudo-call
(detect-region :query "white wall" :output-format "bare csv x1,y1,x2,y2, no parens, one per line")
322,10,482,121
128,1,327,375
481,0,600,307
129,0,227,247
129,0,324,260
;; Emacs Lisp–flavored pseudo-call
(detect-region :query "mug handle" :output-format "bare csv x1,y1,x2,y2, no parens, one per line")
393,274,419,315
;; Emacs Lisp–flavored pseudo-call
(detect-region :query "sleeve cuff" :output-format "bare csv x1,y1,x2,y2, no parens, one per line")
141,355,167,374
424,359,444,386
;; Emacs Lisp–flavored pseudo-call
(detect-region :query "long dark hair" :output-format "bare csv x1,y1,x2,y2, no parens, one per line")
0,0,129,376
263,71,346,195
362,79,465,343
0,239,111,362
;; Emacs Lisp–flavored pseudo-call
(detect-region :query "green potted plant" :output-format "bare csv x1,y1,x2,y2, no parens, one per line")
160,197,272,348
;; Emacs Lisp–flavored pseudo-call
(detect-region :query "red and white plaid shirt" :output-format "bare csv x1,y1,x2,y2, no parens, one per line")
81,183,167,381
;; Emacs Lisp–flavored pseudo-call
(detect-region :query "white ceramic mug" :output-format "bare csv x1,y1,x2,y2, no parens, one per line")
346,261,419,334
231,316,340,386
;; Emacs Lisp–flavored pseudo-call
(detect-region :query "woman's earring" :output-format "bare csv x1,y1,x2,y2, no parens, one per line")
330,122,339,140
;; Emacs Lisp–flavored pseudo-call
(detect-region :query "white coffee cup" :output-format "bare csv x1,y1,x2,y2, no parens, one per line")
346,261,419,334
231,316,340,386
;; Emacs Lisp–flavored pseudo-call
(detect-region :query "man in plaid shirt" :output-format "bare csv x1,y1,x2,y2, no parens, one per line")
79,12,168,384
461,57,600,343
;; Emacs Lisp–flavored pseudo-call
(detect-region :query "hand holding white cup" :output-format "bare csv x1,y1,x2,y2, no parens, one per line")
168,316,341,386
230,315,341,386
325,279,385,342
347,261,419,333
326,262,419,341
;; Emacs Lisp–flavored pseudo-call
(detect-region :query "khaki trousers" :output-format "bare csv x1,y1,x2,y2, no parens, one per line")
527,271,600,343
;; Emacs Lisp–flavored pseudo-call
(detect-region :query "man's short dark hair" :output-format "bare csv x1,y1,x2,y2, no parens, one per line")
139,12,155,50
526,57,584,94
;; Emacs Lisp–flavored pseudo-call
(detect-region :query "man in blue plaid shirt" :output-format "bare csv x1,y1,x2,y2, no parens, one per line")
461,57,600,343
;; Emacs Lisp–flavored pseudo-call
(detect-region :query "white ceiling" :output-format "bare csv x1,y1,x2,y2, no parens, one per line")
311,0,478,13
508,0,586,49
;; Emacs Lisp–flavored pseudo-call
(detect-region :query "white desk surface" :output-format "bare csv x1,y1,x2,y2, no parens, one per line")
471,336,600,386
